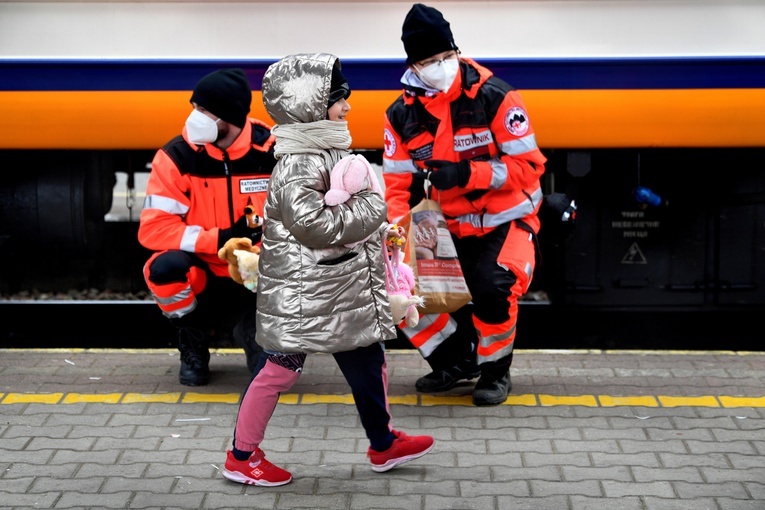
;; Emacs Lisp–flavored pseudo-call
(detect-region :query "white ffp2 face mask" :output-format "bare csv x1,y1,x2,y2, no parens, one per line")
417,58,459,92
185,109,220,144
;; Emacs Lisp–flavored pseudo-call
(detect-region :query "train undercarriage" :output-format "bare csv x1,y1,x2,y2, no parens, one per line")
1,147,763,349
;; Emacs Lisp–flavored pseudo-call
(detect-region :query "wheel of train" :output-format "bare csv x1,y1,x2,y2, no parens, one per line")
0,150,115,256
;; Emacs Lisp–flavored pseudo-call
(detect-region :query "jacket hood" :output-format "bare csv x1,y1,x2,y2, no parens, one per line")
460,58,493,98
262,53,337,125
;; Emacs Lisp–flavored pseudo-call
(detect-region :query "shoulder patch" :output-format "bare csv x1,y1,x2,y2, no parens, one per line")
384,128,397,158
504,107,529,137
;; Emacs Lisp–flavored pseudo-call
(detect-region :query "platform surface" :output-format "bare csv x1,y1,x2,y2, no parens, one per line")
1,347,763,509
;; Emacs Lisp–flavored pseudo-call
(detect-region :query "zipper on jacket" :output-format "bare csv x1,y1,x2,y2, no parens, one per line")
223,152,235,226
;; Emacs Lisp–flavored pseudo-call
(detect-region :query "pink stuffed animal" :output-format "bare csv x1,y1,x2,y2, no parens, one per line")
325,154,384,248
384,225,424,328
323,155,423,326
325,154,384,206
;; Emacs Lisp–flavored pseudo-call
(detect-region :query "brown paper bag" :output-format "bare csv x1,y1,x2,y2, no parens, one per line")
400,199,472,315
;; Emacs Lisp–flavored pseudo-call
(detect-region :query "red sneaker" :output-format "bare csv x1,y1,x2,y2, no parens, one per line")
222,449,292,486
367,430,435,472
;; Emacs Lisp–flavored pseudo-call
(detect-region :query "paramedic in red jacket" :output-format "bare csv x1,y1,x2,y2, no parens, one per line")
383,4,547,405
138,68,276,386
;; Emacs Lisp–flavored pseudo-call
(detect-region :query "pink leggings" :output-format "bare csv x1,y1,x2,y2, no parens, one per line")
233,358,301,452
233,343,394,453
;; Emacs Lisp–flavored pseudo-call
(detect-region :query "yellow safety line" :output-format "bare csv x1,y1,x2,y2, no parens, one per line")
2,392,764,407
2,349,762,407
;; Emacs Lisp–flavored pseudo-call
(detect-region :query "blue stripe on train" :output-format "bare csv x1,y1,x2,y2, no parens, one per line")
0,57,764,91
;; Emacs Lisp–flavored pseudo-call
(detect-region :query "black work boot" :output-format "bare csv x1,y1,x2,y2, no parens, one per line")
415,358,481,393
472,370,512,406
178,327,211,386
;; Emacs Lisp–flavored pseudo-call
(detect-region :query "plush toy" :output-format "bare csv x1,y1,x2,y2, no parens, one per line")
322,154,423,325
243,204,263,229
325,153,385,248
217,237,261,292
384,224,424,328
325,154,384,206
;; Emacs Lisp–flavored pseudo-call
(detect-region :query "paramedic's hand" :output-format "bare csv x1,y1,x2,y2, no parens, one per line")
424,159,471,190
231,214,252,237
218,215,262,248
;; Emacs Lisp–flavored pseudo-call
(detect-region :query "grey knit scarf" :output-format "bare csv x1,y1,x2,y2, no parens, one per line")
271,120,352,170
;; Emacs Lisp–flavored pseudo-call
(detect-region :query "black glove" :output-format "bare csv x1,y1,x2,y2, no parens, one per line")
217,215,263,249
424,159,471,190
407,171,430,203
539,193,577,246
543,193,577,223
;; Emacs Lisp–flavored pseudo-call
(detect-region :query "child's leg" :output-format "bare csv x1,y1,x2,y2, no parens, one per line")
232,352,306,453
333,342,396,452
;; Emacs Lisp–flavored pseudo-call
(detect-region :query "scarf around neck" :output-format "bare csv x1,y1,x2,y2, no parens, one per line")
272,120,352,170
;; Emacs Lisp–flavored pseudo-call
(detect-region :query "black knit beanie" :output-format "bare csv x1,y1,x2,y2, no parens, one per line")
190,68,251,128
328,62,351,109
401,3,458,65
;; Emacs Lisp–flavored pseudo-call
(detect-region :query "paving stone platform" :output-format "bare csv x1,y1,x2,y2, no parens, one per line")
1,348,763,509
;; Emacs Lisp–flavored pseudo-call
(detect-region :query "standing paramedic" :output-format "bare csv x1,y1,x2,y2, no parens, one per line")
138,68,276,386
382,4,547,406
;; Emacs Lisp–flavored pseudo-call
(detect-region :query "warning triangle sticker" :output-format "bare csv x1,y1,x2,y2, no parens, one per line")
621,242,647,264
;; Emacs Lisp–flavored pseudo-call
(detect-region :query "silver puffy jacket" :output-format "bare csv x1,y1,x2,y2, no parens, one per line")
256,53,395,353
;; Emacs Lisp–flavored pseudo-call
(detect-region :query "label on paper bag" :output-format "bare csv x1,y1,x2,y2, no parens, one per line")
435,228,457,259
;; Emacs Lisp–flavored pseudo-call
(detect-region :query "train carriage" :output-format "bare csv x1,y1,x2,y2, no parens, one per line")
1,0,765,323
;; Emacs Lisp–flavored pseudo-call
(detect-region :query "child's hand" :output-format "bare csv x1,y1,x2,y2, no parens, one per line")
386,224,406,247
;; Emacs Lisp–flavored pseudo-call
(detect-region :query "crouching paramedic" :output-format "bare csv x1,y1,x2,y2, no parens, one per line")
383,4,547,405
138,68,276,386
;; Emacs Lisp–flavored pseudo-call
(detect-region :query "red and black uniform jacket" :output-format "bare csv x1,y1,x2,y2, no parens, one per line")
383,58,547,238
138,118,276,277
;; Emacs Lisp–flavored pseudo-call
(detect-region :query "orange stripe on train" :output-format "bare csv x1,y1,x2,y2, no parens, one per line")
1,89,764,150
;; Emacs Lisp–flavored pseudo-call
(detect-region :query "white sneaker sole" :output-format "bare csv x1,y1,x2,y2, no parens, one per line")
222,468,292,486
370,441,435,473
